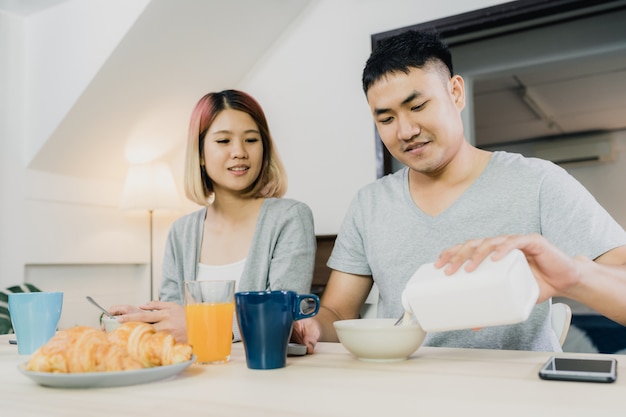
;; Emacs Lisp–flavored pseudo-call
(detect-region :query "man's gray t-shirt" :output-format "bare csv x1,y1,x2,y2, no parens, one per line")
328,151,626,351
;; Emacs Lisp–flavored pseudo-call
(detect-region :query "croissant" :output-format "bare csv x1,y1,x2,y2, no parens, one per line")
26,323,192,373
26,326,143,373
107,322,193,367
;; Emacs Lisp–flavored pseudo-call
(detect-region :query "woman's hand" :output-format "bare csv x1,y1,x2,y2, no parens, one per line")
109,301,188,343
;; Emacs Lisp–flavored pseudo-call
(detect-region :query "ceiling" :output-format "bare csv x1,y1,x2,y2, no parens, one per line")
470,5,626,147
1,0,312,181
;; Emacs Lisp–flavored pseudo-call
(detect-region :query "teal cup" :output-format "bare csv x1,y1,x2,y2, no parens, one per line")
235,290,319,370
8,292,63,355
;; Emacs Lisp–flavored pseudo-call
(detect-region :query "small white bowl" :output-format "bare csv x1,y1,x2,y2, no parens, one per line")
334,318,426,362
101,316,121,332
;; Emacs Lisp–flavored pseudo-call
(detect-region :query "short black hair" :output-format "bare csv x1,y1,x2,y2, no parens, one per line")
362,30,453,95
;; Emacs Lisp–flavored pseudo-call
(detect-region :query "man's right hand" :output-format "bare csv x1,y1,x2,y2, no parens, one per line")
291,317,322,354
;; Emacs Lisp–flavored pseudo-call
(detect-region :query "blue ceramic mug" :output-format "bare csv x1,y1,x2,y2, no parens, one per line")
235,290,319,370
8,292,63,355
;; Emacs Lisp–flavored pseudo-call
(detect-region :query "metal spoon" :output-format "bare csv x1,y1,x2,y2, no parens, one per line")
394,310,412,326
86,296,116,319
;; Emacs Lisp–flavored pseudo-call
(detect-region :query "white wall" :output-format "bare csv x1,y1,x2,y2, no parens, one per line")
240,0,508,234
0,11,27,286
2,0,507,282
23,0,149,164
0,1,173,323
567,133,626,227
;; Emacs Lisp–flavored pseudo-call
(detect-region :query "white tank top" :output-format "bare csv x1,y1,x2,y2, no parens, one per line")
197,259,246,286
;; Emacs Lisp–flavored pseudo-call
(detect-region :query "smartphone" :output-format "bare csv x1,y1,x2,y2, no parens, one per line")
539,356,617,383
287,343,307,356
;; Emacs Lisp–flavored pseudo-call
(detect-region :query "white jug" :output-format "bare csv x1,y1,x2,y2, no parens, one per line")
401,249,539,332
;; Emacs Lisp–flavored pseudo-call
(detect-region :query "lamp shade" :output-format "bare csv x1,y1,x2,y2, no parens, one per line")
120,162,180,211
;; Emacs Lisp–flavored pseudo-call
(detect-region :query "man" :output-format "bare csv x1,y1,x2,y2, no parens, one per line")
293,30,626,352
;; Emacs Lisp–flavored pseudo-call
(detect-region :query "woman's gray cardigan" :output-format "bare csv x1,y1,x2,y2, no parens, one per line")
160,198,317,304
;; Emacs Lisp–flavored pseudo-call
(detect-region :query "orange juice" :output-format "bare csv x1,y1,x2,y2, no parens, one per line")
186,302,235,363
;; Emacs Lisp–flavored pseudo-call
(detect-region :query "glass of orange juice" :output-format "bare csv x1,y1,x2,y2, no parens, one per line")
184,280,236,364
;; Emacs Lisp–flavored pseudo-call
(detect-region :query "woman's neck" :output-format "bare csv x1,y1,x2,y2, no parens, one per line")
207,192,264,224
200,194,265,265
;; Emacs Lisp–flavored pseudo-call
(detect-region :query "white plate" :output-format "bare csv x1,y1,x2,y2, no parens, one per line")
18,355,196,389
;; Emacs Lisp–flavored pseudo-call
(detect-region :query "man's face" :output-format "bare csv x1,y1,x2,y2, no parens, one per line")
366,64,466,176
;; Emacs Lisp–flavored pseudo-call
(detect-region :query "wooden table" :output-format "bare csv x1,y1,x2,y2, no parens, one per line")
1,333,623,416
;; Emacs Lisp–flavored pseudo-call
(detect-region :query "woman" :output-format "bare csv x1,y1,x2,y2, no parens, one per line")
110,90,316,342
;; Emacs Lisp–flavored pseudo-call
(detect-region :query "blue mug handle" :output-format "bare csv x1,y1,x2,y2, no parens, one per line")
293,294,320,321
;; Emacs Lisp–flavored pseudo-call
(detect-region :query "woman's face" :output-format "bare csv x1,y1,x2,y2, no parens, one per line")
202,109,264,195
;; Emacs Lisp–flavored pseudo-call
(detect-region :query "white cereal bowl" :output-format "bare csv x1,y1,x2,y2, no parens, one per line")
101,316,121,332
333,318,426,362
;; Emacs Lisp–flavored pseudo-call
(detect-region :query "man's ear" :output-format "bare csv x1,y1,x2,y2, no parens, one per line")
450,74,466,110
